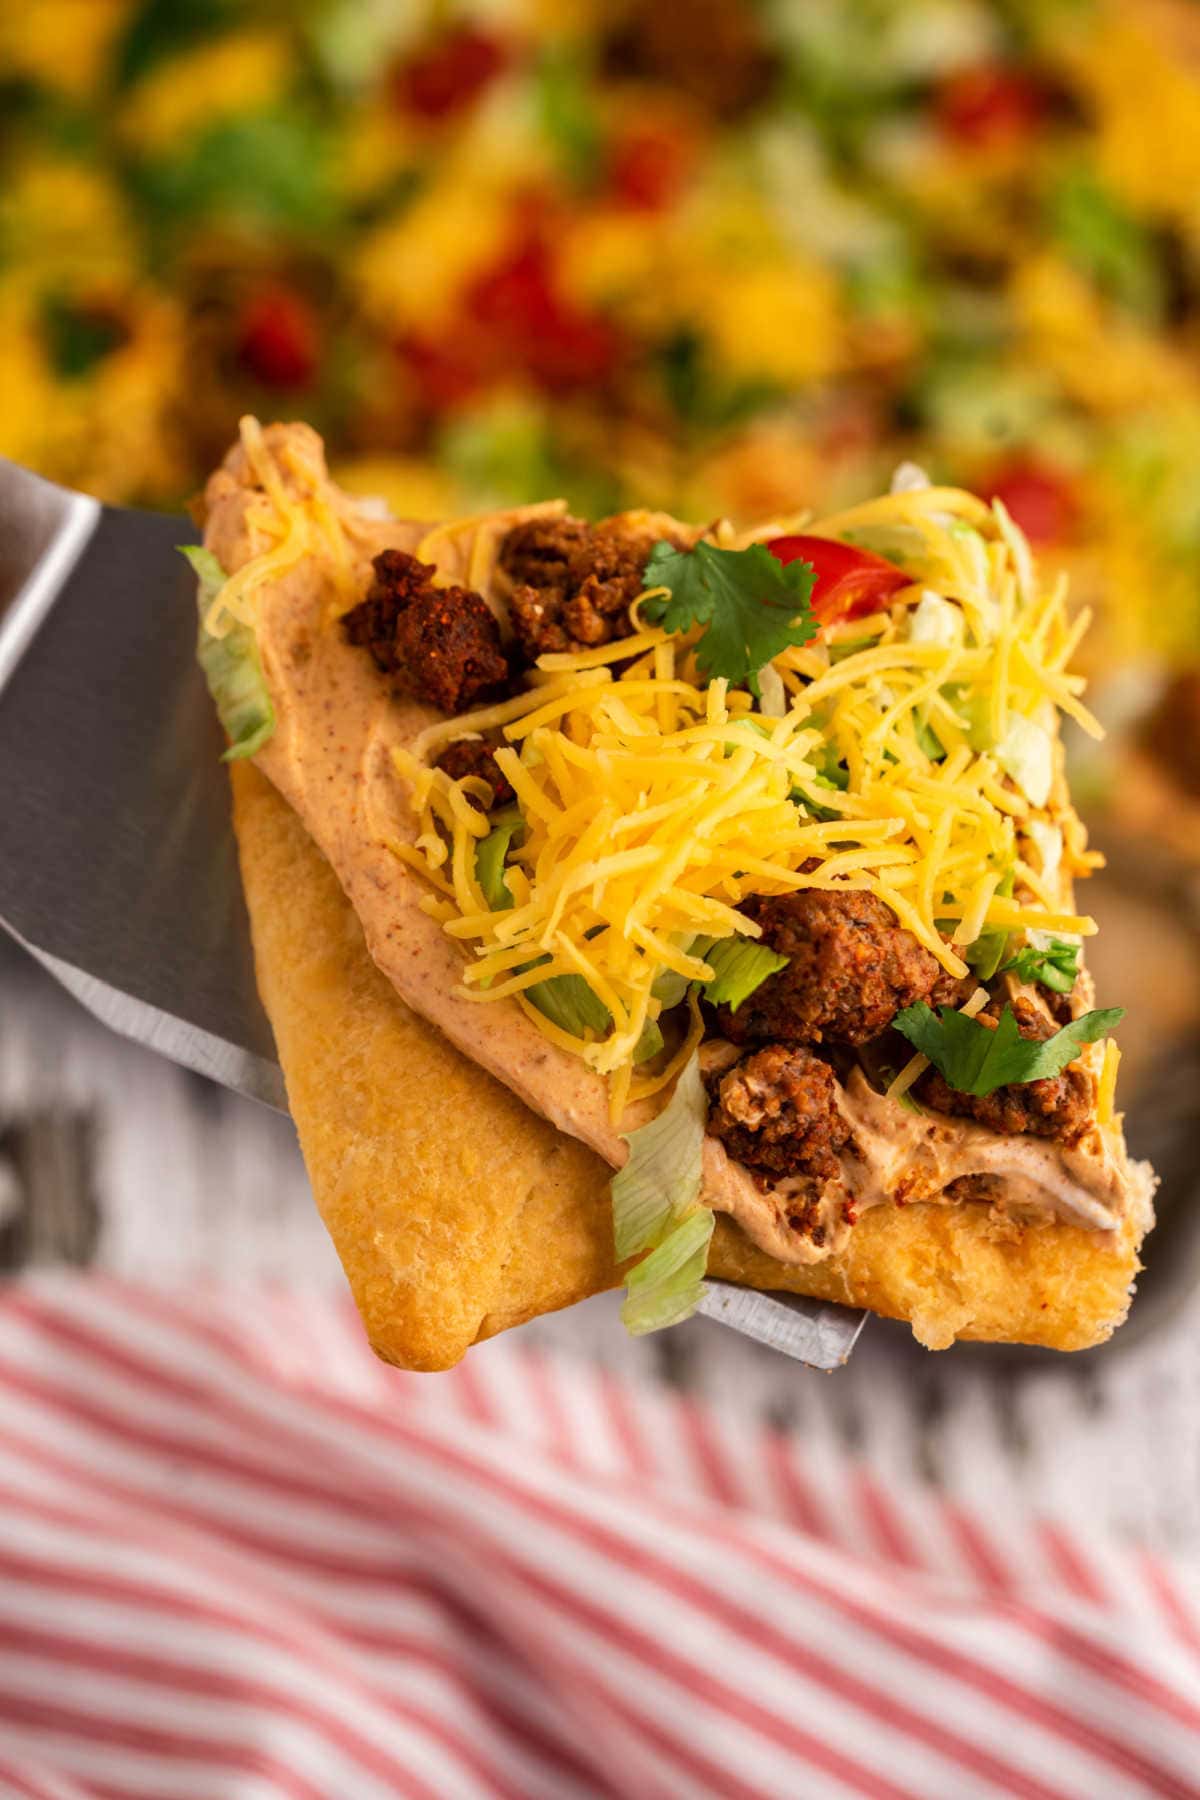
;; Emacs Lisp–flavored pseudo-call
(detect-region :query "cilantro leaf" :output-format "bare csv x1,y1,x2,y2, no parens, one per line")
641,540,817,692
1002,937,1081,996
893,1002,1123,1097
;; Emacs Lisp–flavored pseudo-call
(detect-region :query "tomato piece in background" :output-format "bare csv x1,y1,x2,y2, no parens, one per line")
981,458,1080,545
397,332,483,413
935,63,1047,150
235,287,320,389
464,231,621,391
392,25,509,121
607,120,696,212
767,534,911,624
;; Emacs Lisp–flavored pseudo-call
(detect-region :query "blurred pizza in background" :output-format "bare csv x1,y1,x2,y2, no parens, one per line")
2,0,1200,825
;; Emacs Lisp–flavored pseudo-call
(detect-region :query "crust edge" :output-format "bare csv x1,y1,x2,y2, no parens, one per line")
230,761,1147,1367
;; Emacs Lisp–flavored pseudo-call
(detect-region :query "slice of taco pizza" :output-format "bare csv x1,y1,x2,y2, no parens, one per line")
190,419,1156,1369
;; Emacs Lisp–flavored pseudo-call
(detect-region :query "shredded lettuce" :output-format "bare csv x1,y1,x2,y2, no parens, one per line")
964,869,1014,981
647,932,789,1014
890,461,930,494
528,977,663,1057
1024,818,1063,887
756,660,788,716
965,924,1008,981
649,931,790,1014
651,966,691,1009
611,1053,712,1335
621,1210,714,1335
634,1018,665,1064
816,743,850,789
908,590,962,648
997,713,1053,809
525,971,610,1037
793,739,851,816
793,775,843,820
475,807,522,910
828,633,878,665
693,933,788,1011
534,42,604,187
612,1053,707,1259
913,717,945,762
474,828,663,1049
181,546,276,761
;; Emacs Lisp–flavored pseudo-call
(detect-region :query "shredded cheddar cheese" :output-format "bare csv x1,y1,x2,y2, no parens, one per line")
1096,1038,1121,1126
389,484,1102,1106
202,416,360,638
391,482,1103,1104
417,500,568,598
215,424,1105,1111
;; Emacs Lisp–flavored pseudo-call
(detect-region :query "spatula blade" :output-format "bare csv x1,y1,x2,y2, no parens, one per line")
0,464,282,1104
0,458,866,1365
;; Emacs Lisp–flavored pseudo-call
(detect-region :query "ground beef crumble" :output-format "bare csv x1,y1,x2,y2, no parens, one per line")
706,1043,851,1182
720,889,962,1049
498,515,684,659
344,548,510,714
432,738,514,808
918,995,1094,1142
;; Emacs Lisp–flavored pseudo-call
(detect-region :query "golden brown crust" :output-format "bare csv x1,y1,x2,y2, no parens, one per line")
707,1203,1144,1352
231,762,1146,1366
231,760,615,1370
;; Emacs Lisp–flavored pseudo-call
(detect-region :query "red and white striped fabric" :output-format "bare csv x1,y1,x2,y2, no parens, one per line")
0,1273,1197,1800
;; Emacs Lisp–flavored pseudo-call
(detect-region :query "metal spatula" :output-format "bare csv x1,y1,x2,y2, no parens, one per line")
0,455,866,1369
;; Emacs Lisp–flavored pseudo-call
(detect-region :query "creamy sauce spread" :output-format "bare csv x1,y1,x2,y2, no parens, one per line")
204,425,1151,1268
700,1068,1137,1267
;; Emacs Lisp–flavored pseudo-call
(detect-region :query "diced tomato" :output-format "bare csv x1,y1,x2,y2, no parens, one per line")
607,122,695,212
235,288,319,389
397,333,483,412
935,63,1046,150
464,233,620,391
981,459,1080,545
392,25,508,121
466,237,561,337
767,535,911,623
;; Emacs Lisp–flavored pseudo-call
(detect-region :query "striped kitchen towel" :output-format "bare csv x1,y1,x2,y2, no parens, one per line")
0,1275,1196,1800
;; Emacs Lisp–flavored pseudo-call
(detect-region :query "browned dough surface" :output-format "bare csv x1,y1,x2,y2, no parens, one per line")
231,762,1145,1368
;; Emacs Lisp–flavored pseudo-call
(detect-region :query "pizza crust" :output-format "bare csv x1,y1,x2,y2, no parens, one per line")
231,761,1149,1368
